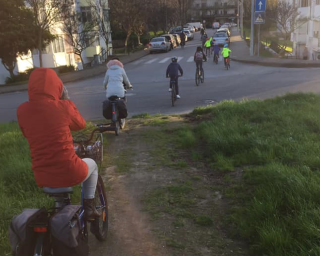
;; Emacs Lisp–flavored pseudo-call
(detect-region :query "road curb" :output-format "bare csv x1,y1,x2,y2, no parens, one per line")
0,50,149,95
231,57,320,68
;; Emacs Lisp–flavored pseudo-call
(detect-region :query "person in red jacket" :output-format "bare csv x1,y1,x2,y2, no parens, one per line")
17,68,100,220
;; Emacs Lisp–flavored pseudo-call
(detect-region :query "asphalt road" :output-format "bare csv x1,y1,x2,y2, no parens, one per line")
1,29,320,123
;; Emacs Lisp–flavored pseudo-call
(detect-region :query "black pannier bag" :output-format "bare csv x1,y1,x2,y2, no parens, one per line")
9,208,48,256
50,205,89,256
103,99,128,120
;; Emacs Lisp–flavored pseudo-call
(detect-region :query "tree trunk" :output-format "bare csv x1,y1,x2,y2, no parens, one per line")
124,31,131,54
137,34,141,45
2,60,16,79
38,32,43,67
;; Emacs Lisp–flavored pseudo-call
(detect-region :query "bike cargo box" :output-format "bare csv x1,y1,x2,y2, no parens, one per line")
50,205,89,256
103,99,128,119
9,208,48,256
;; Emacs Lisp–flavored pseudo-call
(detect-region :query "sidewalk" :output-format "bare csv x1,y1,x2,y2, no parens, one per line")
0,49,149,94
230,30,320,68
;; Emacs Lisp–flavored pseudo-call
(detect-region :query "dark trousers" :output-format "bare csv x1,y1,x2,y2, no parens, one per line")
195,61,203,74
224,57,230,66
169,76,179,95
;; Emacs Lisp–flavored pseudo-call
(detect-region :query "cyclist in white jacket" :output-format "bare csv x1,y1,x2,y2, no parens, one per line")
103,59,132,99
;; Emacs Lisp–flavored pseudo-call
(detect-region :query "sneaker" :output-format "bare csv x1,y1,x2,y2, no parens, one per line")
169,88,172,92
176,95,181,99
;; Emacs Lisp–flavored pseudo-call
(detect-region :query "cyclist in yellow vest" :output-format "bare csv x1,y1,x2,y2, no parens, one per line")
221,44,232,68
204,37,212,56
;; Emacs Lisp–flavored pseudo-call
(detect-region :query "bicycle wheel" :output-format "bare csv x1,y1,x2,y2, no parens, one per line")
90,175,108,241
195,72,199,86
171,82,176,107
119,119,126,129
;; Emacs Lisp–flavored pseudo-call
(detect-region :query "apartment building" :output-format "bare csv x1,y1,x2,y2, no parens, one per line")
0,0,112,84
292,0,320,59
190,0,237,26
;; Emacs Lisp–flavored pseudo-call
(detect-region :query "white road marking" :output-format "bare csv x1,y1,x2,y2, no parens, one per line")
177,57,184,62
159,57,171,63
145,58,159,64
187,56,194,62
132,59,144,65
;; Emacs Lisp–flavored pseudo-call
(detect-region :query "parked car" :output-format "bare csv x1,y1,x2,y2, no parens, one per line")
213,32,230,46
149,37,171,53
160,34,177,49
186,22,203,31
224,23,231,28
183,29,194,40
217,28,231,37
184,25,195,33
212,22,220,29
231,22,237,27
172,34,181,46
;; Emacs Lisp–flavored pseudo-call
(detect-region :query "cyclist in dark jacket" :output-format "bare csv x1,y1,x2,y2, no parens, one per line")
166,57,183,99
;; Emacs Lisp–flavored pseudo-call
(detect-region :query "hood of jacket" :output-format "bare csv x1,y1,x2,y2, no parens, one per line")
28,68,63,101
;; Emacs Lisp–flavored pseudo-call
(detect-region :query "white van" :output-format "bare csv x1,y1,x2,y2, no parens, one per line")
186,22,203,31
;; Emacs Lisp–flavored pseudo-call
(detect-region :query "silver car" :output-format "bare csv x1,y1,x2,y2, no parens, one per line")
172,34,181,46
213,32,230,46
183,29,194,40
217,28,231,37
149,37,171,53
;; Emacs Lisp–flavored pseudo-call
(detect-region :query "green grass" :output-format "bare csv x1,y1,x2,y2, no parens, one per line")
187,93,320,256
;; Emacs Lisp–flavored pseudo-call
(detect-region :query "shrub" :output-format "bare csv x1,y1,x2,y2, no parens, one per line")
58,65,75,74
5,72,29,84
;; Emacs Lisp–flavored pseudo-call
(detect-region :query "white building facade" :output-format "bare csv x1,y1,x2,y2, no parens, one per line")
0,0,112,84
292,0,320,59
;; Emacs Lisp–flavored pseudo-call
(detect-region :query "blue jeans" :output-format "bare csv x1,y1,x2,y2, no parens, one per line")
81,158,98,199
170,76,179,95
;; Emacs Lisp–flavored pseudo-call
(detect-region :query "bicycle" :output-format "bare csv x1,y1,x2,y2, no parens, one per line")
102,87,131,136
224,57,231,70
205,47,211,58
168,75,181,107
33,126,109,255
213,53,219,64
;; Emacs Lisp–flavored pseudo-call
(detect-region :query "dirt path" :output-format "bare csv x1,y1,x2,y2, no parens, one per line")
89,117,249,256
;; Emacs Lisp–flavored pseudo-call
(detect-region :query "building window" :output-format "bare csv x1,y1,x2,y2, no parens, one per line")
300,0,310,7
81,7,93,23
196,3,200,8
53,37,65,53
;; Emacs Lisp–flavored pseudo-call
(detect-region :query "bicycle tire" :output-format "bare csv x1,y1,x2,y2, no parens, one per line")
119,119,126,129
195,70,200,86
171,83,175,107
90,175,108,241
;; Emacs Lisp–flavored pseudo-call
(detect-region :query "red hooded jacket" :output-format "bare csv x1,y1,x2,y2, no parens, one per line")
17,68,88,188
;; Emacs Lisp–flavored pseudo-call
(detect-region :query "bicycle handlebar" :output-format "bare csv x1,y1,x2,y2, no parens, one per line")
73,126,109,144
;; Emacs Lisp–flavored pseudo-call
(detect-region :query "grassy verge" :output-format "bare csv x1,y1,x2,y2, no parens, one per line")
176,93,320,256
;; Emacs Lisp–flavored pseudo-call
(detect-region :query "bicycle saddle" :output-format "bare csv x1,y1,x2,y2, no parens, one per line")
43,187,73,194
108,96,120,101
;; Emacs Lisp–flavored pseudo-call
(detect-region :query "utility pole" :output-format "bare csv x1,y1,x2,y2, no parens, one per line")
237,0,240,31
241,0,244,38
250,0,254,56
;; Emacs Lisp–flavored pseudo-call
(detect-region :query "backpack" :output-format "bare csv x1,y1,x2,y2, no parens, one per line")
50,205,89,256
9,208,48,256
103,99,128,120
195,51,203,61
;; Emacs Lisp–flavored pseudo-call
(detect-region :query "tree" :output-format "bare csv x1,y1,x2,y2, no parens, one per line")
60,2,98,67
88,0,112,56
269,0,304,53
177,0,192,26
25,0,63,67
109,0,145,53
0,0,37,78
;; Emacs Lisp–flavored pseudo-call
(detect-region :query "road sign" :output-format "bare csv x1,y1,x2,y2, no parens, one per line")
255,0,266,12
254,12,266,24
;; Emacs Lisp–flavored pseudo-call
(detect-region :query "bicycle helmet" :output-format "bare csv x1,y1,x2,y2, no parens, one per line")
171,56,178,62
224,44,228,48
